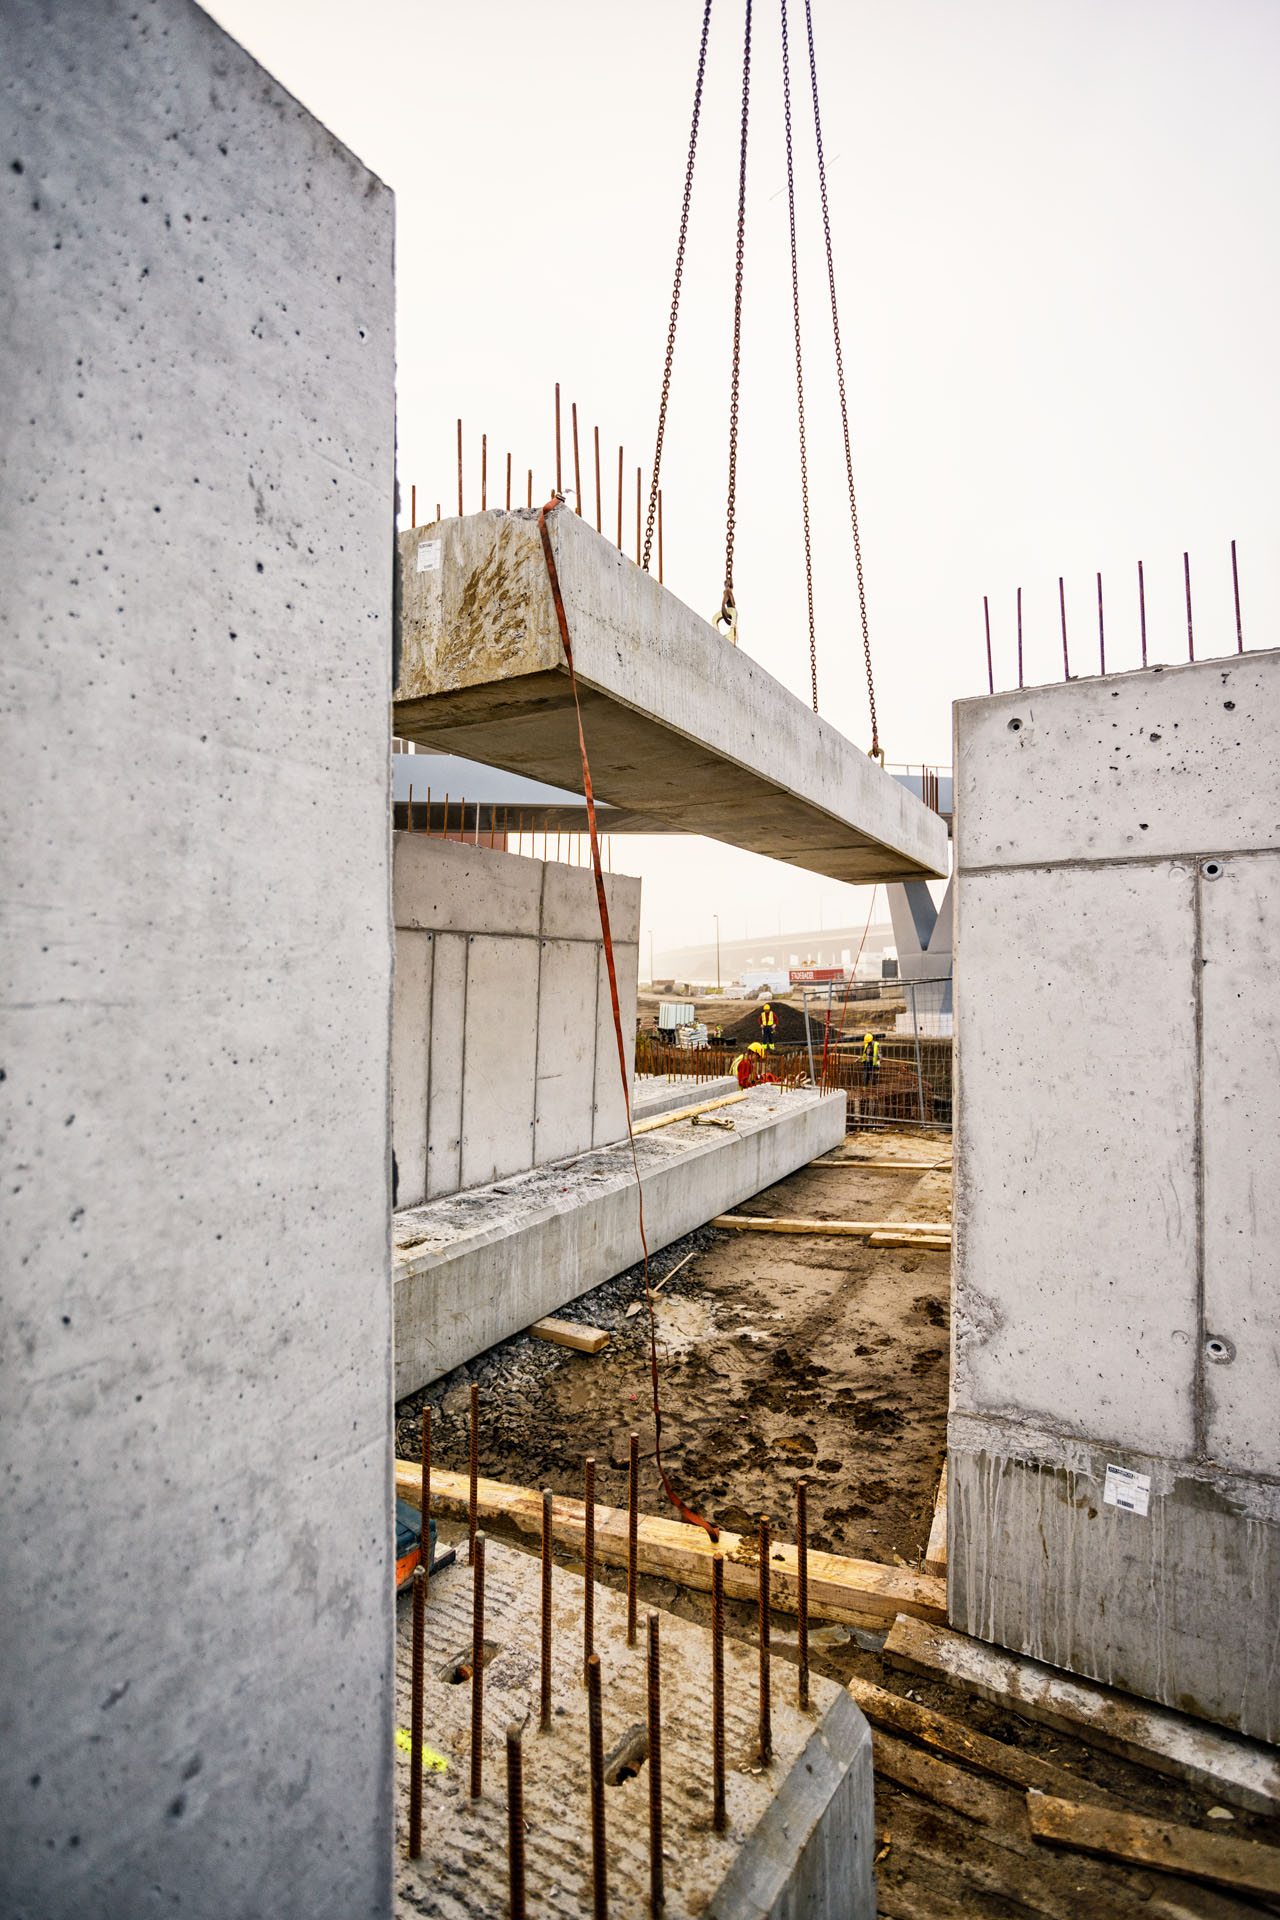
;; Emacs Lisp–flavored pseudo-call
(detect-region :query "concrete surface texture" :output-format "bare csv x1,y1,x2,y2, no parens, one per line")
631,1073,742,1120
950,650,1280,1743
394,510,949,885
393,1085,847,1397
394,1534,876,1918
0,5,396,1915
393,833,640,1207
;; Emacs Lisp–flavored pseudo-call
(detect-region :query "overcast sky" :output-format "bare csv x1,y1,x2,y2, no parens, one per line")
208,0,1280,960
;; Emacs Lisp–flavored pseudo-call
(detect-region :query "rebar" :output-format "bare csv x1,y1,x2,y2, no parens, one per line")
627,1432,639,1647
411,483,416,528
1016,586,1023,689
555,382,563,497
506,1722,527,1920
572,402,582,516
584,1456,596,1683
482,433,487,511
658,490,664,584
616,446,623,551
1097,571,1106,676
469,1383,479,1565
983,595,993,695
421,1406,431,1592
1184,550,1194,660
711,1553,726,1831
594,426,602,532
540,1488,553,1733
758,1514,772,1763
470,1531,486,1799
456,418,463,517
647,1612,664,1915
409,1564,425,1857
1138,559,1147,667
796,1478,810,1711
587,1652,608,1919
527,468,533,510
506,451,512,511
1059,576,1069,680
1232,539,1243,652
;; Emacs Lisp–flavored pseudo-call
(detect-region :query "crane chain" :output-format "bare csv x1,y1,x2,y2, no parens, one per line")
718,0,753,638
781,0,818,713
804,0,880,758
642,0,713,577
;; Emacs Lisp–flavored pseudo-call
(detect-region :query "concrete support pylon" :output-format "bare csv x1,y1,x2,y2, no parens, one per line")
886,879,953,1013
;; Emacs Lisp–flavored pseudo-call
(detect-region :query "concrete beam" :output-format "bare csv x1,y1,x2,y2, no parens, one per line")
394,510,948,885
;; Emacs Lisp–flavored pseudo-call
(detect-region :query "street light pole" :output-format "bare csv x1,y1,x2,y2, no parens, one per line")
713,914,720,994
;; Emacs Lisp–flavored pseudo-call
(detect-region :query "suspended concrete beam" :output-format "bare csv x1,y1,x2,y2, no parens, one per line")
394,509,949,885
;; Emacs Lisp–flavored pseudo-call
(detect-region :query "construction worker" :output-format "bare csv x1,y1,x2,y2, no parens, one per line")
732,1041,768,1089
861,1030,881,1085
758,999,777,1049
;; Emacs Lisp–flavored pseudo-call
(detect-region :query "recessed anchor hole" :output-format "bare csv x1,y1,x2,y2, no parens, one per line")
438,1639,501,1684
603,1724,649,1785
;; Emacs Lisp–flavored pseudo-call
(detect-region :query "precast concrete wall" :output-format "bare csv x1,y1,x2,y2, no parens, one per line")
950,651,1280,1742
0,5,396,1915
392,833,640,1207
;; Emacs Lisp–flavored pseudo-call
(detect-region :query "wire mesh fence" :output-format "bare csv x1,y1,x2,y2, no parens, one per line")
634,979,953,1130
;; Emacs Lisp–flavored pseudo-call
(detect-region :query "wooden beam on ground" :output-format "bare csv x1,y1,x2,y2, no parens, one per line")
809,1157,952,1173
884,1613,1280,1817
632,1090,747,1133
1027,1795,1280,1901
529,1317,609,1354
848,1676,1125,1809
868,1231,951,1250
394,1464,946,1631
712,1214,950,1238
923,1461,947,1577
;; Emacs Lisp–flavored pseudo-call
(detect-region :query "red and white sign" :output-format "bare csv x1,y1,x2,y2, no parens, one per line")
788,966,845,985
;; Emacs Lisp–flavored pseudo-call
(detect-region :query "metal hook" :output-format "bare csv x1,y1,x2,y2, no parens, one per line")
714,592,739,645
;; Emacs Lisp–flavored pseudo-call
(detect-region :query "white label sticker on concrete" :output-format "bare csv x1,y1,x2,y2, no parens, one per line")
416,539,442,573
1103,1464,1151,1516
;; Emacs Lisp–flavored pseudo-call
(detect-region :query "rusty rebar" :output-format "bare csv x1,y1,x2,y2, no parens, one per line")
658,490,664,584
1059,576,1069,680
470,1531,486,1798
1139,560,1148,667
1231,539,1242,652
421,1407,431,1593
409,1564,425,1856
540,1487,553,1733
584,1456,596,1683
482,432,487,511
1097,571,1106,676
572,402,582,516
627,1432,639,1647
594,426,602,532
411,483,416,529
647,1612,664,1915
1184,550,1194,660
555,382,563,496
711,1553,726,1831
506,451,512,511
616,446,623,550
456,418,463,516
983,595,993,695
636,466,641,563
758,1514,772,1763
527,468,533,510
796,1478,810,1711
587,1651,608,1919
469,1383,479,1565
506,1721,527,1920
1016,586,1023,689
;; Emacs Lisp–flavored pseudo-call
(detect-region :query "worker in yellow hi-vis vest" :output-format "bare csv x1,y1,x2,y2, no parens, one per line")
758,1000,777,1048
861,1031,881,1085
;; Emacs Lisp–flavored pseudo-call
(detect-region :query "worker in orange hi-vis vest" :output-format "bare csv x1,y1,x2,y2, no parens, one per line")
758,1000,777,1048
732,1042,767,1088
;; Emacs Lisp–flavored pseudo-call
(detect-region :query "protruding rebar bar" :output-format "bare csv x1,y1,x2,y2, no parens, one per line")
411,483,417,529
540,1488,553,1733
983,595,993,695
470,1531,486,1799
572,402,582,516
594,426,602,532
587,1652,608,1919
616,446,623,551
506,1721,527,1920
435,502,441,524
636,466,642,563
482,432,487,511
527,468,533,510
1184,550,1194,660
657,489,664,584
469,1383,479,1565
758,1514,772,1764
647,1612,664,1915
421,1407,431,1596
1231,539,1243,652
796,1478,810,1711
584,1456,596,1683
711,1553,726,1831
1016,586,1023,689
1138,560,1148,667
627,1432,639,1647
409,1564,425,1857
555,382,563,496
506,451,512,511
1097,571,1106,676
1059,576,1069,680
456,418,463,517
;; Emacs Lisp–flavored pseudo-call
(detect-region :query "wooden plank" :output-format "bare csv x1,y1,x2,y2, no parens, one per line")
394,1464,946,1630
923,1461,948,1576
809,1158,952,1173
712,1214,950,1237
1027,1795,1280,1901
883,1613,1280,1817
632,1090,747,1133
529,1317,609,1354
848,1675,1125,1809
868,1231,950,1249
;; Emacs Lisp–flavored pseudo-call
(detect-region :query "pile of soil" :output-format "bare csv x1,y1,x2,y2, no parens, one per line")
722,999,827,1047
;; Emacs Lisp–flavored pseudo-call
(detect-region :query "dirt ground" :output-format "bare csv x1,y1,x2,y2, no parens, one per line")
394,1128,1279,1917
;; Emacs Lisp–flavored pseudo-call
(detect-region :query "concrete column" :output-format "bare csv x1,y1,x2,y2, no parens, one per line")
0,4,396,1913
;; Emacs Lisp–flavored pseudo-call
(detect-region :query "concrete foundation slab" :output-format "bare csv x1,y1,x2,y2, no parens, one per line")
632,1073,742,1120
394,1535,876,1918
393,1085,846,1397
394,510,948,885
951,651,1280,1743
